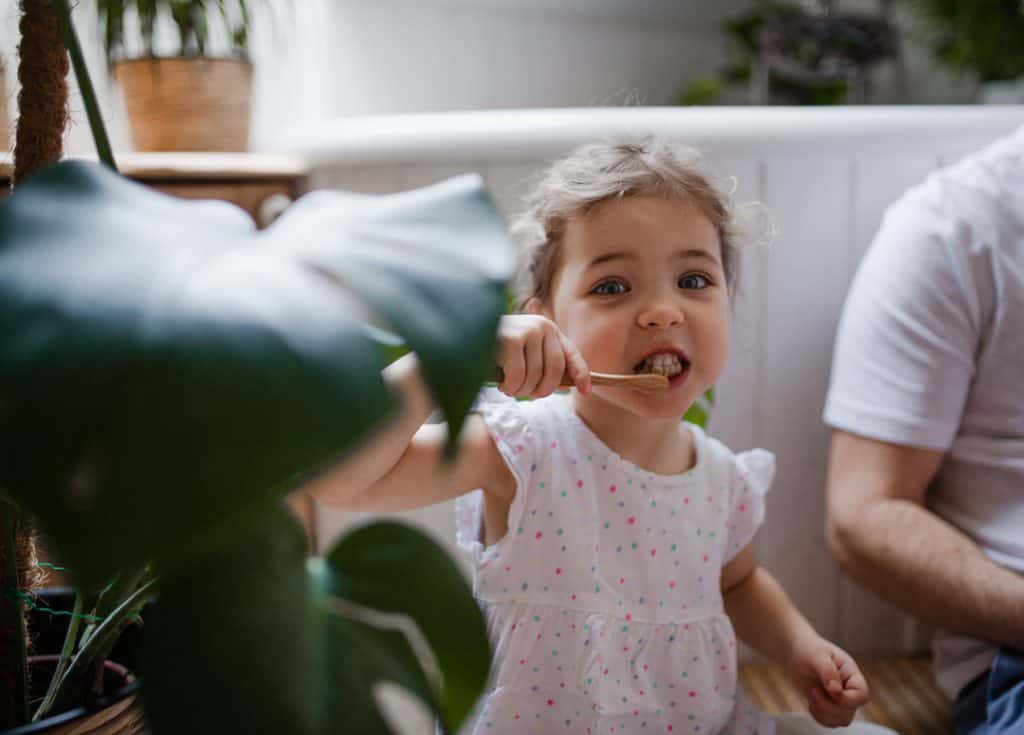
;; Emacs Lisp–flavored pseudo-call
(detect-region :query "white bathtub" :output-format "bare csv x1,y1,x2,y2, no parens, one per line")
270,105,1024,658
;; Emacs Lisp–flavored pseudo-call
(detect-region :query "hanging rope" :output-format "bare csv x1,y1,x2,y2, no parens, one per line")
0,503,44,728
12,0,69,188
3,564,123,624
3,4,70,725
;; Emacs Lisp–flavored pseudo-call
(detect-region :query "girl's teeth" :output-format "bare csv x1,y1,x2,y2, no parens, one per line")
639,354,684,376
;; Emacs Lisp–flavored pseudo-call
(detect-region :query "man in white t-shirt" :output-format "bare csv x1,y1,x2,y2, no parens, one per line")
823,124,1024,735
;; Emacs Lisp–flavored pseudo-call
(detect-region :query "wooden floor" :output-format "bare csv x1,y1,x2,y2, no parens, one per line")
740,657,953,735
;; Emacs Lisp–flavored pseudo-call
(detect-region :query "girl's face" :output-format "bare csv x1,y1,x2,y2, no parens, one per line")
533,195,729,422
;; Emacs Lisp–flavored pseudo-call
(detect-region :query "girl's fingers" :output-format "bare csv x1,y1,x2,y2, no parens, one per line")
836,672,870,707
835,675,868,708
833,651,870,704
496,316,588,397
827,678,844,698
557,330,591,394
808,687,856,728
837,656,869,689
813,651,843,696
837,685,870,708
498,341,526,396
521,334,544,396
532,332,566,398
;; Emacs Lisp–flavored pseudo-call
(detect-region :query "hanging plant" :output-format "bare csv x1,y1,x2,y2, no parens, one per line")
897,0,1024,82
96,0,255,64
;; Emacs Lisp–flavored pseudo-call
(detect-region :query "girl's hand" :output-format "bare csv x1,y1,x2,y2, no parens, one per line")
496,315,590,398
786,638,870,728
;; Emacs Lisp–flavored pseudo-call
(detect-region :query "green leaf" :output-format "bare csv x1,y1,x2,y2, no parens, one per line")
898,0,1024,81
142,508,325,735
676,75,724,106
274,178,512,454
319,521,491,733
683,402,708,428
41,578,156,720
0,161,512,589
683,387,715,428
319,610,437,735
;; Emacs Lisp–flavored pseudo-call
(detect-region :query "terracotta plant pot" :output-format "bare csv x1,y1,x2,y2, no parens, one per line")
115,57,253,152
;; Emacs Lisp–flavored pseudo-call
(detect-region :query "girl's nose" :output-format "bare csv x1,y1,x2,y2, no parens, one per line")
637,300,683,329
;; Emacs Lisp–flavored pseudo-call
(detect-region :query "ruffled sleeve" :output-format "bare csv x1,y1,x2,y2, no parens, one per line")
454,388,536,560
722,449,775,564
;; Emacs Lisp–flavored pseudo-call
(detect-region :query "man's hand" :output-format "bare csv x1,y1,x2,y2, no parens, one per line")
787,638,870,728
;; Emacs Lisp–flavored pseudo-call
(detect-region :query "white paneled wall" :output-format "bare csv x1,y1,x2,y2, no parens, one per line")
311,0,753,120
0,0,749,155
0,0,982,158
275,106,1024,660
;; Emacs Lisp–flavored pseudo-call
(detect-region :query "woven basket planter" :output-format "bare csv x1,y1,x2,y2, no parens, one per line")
3,657,144,735
116,57,253,152
1,590,147,735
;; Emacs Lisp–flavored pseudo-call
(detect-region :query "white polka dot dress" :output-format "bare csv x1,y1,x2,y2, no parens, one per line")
455,391,777,735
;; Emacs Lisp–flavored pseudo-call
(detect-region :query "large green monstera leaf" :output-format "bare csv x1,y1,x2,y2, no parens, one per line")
0,161,508,733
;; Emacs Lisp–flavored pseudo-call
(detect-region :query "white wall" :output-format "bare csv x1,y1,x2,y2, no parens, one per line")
0,0,982,157
0,0,752,154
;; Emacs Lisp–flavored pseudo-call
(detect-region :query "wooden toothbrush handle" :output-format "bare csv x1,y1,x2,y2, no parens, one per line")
490,367,668,390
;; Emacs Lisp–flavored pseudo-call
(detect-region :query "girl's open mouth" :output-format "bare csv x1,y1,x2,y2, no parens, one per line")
633,351,690,387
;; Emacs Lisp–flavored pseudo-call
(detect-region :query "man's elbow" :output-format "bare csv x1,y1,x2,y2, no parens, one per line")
825,502,869,576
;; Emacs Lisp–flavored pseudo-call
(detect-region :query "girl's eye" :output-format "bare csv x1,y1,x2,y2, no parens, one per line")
592,279,629,296
678,273,710,290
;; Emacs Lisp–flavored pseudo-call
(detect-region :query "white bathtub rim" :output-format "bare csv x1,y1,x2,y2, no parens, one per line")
262,105,1024,166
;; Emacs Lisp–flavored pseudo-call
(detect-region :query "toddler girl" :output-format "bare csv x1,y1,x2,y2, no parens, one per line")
311,139,875,735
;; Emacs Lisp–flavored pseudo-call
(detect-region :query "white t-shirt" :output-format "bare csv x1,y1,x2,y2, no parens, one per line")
823,125,1024,700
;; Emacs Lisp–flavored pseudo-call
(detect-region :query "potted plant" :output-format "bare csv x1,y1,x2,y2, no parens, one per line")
1,2,504,733
896,0,1024,103
677,2,900,106
98,0,257,151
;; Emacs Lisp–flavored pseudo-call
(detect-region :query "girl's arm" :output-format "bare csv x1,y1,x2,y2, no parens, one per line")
722,547,869,727
721,547,817,664
304,314,588,512
304,352,515,511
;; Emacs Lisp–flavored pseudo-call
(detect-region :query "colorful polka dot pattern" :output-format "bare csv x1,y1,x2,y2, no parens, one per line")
455,391,776,734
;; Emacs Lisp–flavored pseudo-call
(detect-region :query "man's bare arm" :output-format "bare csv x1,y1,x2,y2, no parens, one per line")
825,429,1024,650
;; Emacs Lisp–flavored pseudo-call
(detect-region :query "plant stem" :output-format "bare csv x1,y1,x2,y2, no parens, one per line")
43,579,156,719
49,0,118,172
31,592,83,722
0,498,29,729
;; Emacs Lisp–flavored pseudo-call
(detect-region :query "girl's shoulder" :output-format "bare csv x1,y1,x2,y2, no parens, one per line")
696,429,776,562
473,387,571,432
694,426,776,496
472,389,576,465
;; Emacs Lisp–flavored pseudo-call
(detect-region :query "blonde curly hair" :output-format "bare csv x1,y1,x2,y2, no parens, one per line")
509,138,743,309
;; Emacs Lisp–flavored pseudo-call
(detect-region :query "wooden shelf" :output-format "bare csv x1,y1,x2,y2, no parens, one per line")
1,152,311,227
